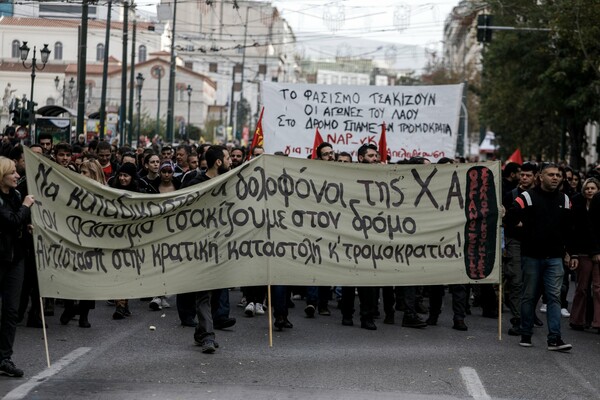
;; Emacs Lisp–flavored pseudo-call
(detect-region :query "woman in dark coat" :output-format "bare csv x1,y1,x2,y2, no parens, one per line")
0,156,35,377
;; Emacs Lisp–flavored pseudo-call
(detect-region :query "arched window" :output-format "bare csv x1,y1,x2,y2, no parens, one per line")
96,43,104,62
11,40,20,58
138,45,147,63
54,42,63,60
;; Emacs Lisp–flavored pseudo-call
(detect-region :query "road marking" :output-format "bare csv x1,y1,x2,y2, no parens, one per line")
2,347,91,400
460,367,491,400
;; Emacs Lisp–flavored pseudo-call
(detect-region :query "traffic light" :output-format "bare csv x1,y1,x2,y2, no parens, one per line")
477,14,493,43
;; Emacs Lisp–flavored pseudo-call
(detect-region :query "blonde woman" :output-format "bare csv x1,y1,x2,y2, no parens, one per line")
60,159,105,328
0,156,35,377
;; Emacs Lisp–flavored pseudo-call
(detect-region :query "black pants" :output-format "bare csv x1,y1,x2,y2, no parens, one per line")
341,287,376,321
0,258,24,360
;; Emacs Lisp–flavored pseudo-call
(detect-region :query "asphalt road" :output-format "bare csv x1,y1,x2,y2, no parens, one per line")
1,288,599,400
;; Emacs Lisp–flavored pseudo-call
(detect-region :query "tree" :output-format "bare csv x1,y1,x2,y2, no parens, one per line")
235,97,251,139
480,0,600,168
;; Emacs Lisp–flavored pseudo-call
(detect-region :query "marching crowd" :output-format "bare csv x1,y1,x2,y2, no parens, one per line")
0,125,598,377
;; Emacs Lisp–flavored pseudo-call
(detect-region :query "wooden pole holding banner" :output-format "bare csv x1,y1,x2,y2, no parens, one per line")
39,297,51,367
498,281,503,341
267,284,273,347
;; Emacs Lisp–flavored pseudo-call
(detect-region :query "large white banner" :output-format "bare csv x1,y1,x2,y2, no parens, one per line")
261,82,464,162
25,148,500,300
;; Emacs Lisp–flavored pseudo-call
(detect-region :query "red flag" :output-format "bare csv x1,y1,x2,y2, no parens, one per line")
248,107,264,160
379,122,388,163
506,148,523,165
311,127,324,159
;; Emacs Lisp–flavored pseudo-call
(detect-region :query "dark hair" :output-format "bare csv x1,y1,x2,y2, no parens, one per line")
8,145,23,161
357,144,377,158
231,146,246,158
338,151,352,160
97,140,112,152
502,162,521,178
38,133,53,143
316,142,333,159
539,162,559,172
29,143,43,153
204,145,227,169
251,145,264,156
54,142,72,155
521,161,538,173
407,156,429,165
437,157,454,164
143,152,159,165
176,144,191,155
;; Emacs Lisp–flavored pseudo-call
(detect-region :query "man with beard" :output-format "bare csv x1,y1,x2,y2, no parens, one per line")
304,142,335,318
230,147,246,169
340,144,378,330
179,145,235,353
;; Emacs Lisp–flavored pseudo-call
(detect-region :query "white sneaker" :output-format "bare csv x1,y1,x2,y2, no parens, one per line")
254,303,265,315
160,297,171,308
540,304,547,313
561,308,571,318
149,297,162,311
245,302,255,317
237,297,247,308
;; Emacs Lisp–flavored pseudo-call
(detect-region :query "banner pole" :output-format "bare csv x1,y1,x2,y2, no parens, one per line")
498,281,502,341
39,297,51,367
267,284,273,347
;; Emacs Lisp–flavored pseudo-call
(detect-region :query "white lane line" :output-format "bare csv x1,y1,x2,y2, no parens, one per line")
2,347,92,400
460,367,491,400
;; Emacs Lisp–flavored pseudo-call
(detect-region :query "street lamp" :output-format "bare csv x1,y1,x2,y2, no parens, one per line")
152,65,163,137
136,72,145,145
20,41,50,132
54,76,76,107
186,84,192,142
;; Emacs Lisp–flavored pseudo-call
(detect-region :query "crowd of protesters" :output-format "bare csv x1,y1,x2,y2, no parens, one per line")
1,123,600,376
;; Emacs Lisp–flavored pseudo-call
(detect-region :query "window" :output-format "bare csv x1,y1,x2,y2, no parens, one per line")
54,42,63,60
96,43,104,62
209,63,218,73
138,45,147,62
11,40,20,58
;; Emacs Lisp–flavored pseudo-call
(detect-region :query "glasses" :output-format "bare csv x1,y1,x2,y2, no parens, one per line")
321,151,334,157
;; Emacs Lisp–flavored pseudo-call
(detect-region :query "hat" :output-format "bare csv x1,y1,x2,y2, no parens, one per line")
117,162,138,178
160,160,174,171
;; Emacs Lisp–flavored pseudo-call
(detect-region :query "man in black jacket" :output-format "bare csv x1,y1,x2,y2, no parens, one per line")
179,145,233,354
507,162,576,351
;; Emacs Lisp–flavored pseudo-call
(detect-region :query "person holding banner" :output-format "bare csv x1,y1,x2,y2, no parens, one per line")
0,156,35,377
180,145,234,353
60,159,106,328
340,144,379,330
110,162,142,320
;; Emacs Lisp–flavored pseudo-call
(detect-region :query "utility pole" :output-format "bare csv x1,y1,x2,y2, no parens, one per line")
236,6,249,141
166,0,178,144
76,0,89,140
127,19,137,145
119,0,129,146
99,0,112,141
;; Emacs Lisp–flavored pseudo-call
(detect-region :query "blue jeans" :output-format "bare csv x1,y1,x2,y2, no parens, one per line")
520,257,563,341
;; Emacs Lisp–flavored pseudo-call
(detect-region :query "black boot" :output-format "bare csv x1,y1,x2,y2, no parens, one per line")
60,303,77,325
79,307,91,328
